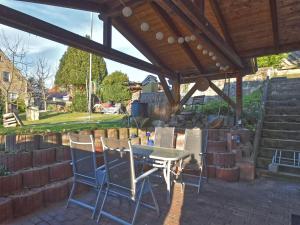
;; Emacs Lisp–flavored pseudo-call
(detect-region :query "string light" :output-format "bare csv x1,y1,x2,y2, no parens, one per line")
197,44,203,50
122,6,132,17
212,56,217,61
156,32,164,40
202,49,208,55
185,36,191,42
140,22,150,32
216,62,221,67
178,37,185,44
208,51,214,57
190,35,196,41
168,36,175,44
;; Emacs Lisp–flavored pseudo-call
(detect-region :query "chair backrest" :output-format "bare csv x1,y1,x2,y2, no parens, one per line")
154,127,175,148
183,128,208,167
101,137,137,199
69,133,97,182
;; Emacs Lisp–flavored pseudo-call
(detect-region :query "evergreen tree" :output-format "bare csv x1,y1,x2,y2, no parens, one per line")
101,71,132,103
55,47,107,92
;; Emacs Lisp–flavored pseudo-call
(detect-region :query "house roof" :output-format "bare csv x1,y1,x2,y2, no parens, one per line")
1,0,300,84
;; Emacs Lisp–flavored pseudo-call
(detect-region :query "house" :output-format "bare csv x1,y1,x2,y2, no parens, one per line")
0,50,28,112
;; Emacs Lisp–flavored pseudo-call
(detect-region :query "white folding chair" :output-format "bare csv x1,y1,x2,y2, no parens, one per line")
98,137,159,225
178,128,208,193
66,133,106,219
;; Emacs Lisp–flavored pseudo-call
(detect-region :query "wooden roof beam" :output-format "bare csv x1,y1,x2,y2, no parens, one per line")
240,42,300,58
111,17,174,79
209,0,236,51
0,4,166,76
192,0,205,15
269,0,279,49
150,1,205,73
209,80,236,109
164,0,244,69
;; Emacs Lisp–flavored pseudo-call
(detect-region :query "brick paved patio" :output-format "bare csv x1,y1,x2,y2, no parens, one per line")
3,178,300,225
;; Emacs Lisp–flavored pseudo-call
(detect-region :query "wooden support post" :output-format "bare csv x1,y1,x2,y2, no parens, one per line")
209,81,236,110
172,79,181,113
102,16,112,48
236,74,243,123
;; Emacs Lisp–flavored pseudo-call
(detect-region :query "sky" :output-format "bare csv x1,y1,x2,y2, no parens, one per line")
0,1,152,87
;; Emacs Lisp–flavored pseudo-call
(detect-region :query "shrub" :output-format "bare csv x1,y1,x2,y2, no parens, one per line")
16,98,26,113
71,91,87,112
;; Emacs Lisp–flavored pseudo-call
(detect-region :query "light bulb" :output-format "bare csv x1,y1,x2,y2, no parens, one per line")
178,37,184,44
168,36,175,44
202,49,208,55
216,62,221,67
140,22,150,32
156,32,164,40
197,44,203,50
185,36,191,42
190,35,196,41
212,56,217,61
122,7,132,17
208,51,214,57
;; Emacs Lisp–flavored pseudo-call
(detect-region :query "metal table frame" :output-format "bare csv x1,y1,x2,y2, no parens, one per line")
132,145,190,204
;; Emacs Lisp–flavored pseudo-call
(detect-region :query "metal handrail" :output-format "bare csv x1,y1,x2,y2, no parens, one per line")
252,76,270,164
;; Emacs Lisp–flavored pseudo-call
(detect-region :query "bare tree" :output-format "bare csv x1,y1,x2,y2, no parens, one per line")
33,58,51,111
0,32,29,113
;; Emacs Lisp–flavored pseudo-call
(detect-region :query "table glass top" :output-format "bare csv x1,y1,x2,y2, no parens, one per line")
132,145,190,161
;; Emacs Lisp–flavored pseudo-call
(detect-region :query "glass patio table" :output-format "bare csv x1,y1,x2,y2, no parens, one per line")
132,144,190,204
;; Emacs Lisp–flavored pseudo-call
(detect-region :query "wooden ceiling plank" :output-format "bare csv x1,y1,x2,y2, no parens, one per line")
169,0,244,69
269,0,279,49
192,0,205,15
0,4,166,76
209,0,236,51
150,1,205,73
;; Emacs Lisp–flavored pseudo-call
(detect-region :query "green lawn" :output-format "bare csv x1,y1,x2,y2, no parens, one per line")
0,112,125,135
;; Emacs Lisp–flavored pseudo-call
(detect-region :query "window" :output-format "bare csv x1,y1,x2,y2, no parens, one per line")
9,92,18,100
3,71,10,82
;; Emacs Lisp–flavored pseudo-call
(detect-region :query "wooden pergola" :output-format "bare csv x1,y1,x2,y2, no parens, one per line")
0,0,299,121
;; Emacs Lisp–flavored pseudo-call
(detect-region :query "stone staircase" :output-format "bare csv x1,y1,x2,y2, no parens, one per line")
257,77,300,179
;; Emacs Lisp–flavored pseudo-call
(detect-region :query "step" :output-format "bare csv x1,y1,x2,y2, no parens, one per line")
261,138,300,149
264,115,300,123
265,106,300,115
262,129,300,140
263,122,300,130
258,147,300,158
266,100,300,107
256,168,300,182
267,94,300,101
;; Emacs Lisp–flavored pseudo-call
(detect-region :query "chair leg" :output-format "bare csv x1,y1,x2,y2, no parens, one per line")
131,180,145,225
92,184,103,219
147,178,160,216
97,187,109,223
66,181,76,209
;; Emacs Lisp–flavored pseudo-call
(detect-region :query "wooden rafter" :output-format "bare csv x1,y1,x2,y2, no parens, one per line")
192,0,205,15
209,0,236,50
166,0,244,69
240,42,300,58
209,80,236,109
0,4,166,76
150,1,205,73
158,76,175,105
179,81,201,108
111,17,176,104
112,17,174,78
269,0,279,49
